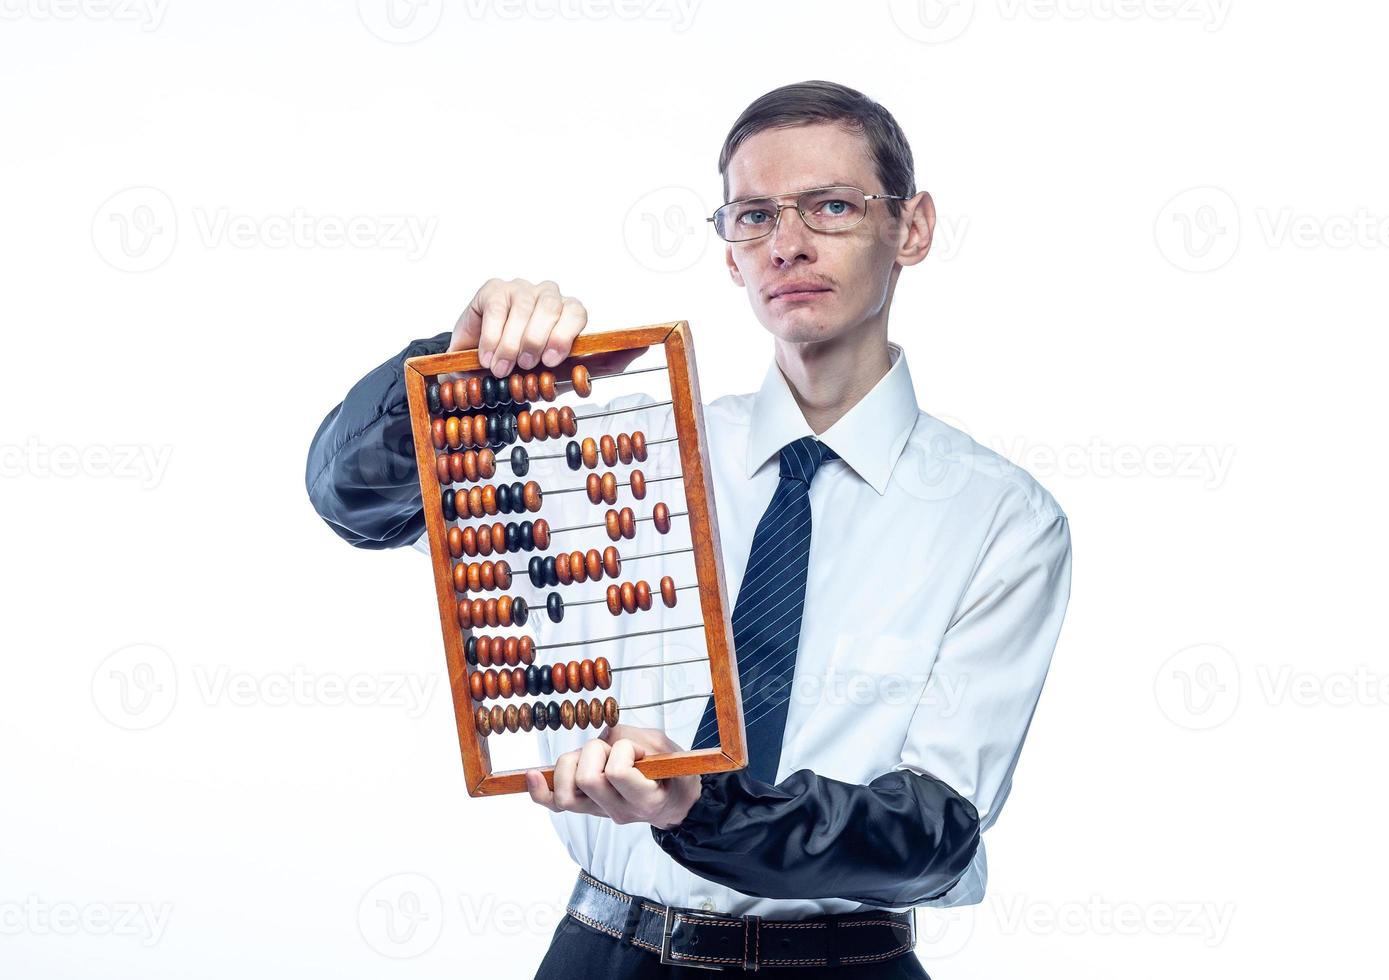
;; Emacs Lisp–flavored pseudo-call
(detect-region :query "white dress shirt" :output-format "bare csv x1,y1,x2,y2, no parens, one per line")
415,340,1072,918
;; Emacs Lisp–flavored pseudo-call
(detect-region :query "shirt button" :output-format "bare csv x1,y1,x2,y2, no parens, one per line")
700,899,715,911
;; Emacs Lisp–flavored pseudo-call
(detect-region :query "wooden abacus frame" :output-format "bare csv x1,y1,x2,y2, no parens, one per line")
404,321,747,797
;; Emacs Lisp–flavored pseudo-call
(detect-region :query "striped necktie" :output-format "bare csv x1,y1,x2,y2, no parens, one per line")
690,435,839,783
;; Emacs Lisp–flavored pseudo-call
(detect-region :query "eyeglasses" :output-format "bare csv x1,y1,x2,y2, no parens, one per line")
708,185,908,243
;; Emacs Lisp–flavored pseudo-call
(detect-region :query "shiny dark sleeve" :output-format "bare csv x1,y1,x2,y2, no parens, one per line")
304,331,451,549
650,766,980,907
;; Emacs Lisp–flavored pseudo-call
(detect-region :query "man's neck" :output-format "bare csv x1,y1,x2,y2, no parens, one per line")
773,322,892,436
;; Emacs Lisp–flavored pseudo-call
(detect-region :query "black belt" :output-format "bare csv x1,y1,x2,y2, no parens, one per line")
564,869,917,971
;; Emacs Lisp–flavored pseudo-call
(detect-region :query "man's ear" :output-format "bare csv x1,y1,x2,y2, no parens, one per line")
725,244,745,287
897,190,935,267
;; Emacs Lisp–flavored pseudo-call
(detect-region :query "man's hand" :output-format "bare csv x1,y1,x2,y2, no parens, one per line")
525,724,702,831
450,278,588,377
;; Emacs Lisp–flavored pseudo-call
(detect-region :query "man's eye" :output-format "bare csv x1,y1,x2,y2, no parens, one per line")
738,209,771,225
820,200,852,216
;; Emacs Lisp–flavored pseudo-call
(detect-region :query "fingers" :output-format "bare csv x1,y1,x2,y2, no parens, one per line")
549,745,608,818
536,294,587,369
452,278,501,353
602,738,664,811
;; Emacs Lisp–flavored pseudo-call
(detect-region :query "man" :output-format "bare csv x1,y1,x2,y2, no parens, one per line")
306,80,1072,977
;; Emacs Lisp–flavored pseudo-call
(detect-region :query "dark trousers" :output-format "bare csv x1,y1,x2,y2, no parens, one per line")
534,911,933,979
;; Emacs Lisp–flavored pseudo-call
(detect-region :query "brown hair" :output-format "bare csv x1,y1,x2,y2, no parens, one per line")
718,80,916,220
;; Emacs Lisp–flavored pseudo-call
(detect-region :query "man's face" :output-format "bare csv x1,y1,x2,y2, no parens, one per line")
723,122,910,347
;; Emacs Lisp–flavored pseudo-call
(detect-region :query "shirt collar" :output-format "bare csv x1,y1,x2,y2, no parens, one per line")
744,341,919,496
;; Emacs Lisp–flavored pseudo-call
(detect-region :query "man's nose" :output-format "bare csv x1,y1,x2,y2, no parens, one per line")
770,204,814,263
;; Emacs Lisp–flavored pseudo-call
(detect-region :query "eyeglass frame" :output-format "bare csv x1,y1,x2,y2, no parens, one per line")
707,184,910,243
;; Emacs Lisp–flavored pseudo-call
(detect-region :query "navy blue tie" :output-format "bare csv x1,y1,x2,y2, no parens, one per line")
690,435,839,783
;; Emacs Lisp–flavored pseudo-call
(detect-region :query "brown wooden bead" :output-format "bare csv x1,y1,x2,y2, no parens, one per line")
653,501,670,534
482,669,499,699
511,667,526,696
439,380,456,411
519,635,534,665
494,561,511,589
555,554,572,585
504,704,520,732
539,370,556,401
544,407,561,439
605,508,621,540
479,562,494,591
560,700,576,729
630,469,646,500
571,364,591,397
635,579,652,610
533,519,550,549
490,522,508,554
497,669,513,698
476,636,492,667
467,486,484,519
603,696,619,727
468,562,482,592
471,414,488,447
481,484,497,515
475,705,490,735
517,409,532,442
601,472,617,504
450,451,467,482
464,377,480,409
436,454,450,484
461,451,478,482
606,584,622,616
518,702,532,731
617,432,632,464
478,448,496,479
497,595,513,625
586,473,601,505
460,525,476,556
456,600,471,629
453,563,468,593
529,409,545,439
566,660,581,691
523,481,542,512
551,662,568,694
594,657,611,689
471,598,487,627
559,406,577,437
483,597,498,627
620,581,636,614
431,418,446,450
575,698,589,728
509,373,526,404
500,636,516,667
448,526,464,558
585,549,602,582
602,546,620,578
524,372,540,402
569,550,584,583
620,507,636,539
580,659,595,691
582,438,598,469
631,429,647,461
489,705,504,732
445,416,462,450
469,670,485,702
590,697,605,730
471,524,489,555
600,435,617,467
660,575,677,608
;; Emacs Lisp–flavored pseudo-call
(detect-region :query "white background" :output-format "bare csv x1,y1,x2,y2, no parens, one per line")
2,2,1385,977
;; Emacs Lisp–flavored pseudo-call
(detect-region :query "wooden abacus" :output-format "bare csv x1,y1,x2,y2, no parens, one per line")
403,321,747,797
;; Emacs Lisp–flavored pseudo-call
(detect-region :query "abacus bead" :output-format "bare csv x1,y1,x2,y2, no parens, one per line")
509,445,528,477
517,410,532,441
460,526,476,556
486,414,499,447
427,383,441,415
468,563,482,592
547,700,562,730
539,370,556,401
581,438,597,468
560,700,576,729
653,501,670,534
502,412,518,445
494,482,511,514
495,561,512,589
504,704,519,733
585,549,601,581
436,454,450,484
603,546,620,578
490,705,504,732
635,579,652,610
606,585,622,616
529,409,545,438
586,473,601,505
544,407,561,439
497,594,513,625
497,669,512,698
605,509,621,540
481,484,497,515
600,435,617,467
554,555,570,586
510,667,526,697
472,414,488,447
448,378,465,411
565,441,581,470
539,666,553,694
632,430,647,461
580,659,595,691
571,364,591,397
546,592,563,623
512,596,529,626
469,671,484,701
481,375,497,408
660,575,677,607
456,601,470,628
524,373,540,402
565,660,581,692
617,432,632,464
474,636,489,667
448,526,464,557
491,521,508,553
590,698,605,730
518,702,533,731
528,556,544,588
441,489,457,521
523,481,542,512
440,381,456,411
620,507,636,539
445,416,461,449
466,376,483,409
452,563,467,593
524,665,539,696
467,486,484,518
604,697,619,727
464,635,477,666
482,669,498,699
506,522,521,553
532,519,549,549
533,701,547,729
630,469,646,499
479,448,496,479
595,657,611,689
455,451,470,482
471,598,487,627
509,373,525,404
504,636,520,666
519,635,534,665
620,582,636,614
431,418,446,450
575,698,589,728
508,481,524,515
475,705,490,736
559,406,577,437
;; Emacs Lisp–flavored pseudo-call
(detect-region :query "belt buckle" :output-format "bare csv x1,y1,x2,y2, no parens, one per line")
660,904,732,971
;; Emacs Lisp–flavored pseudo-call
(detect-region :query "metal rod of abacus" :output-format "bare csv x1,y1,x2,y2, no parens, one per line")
535,622,704,651
525,435,679,463
621,546,693,562
623,691,712,712
575,399,672,421
548,473,684,496
566,584,700,607
564,364,670,385
609,655,709,674
549,509,689,536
